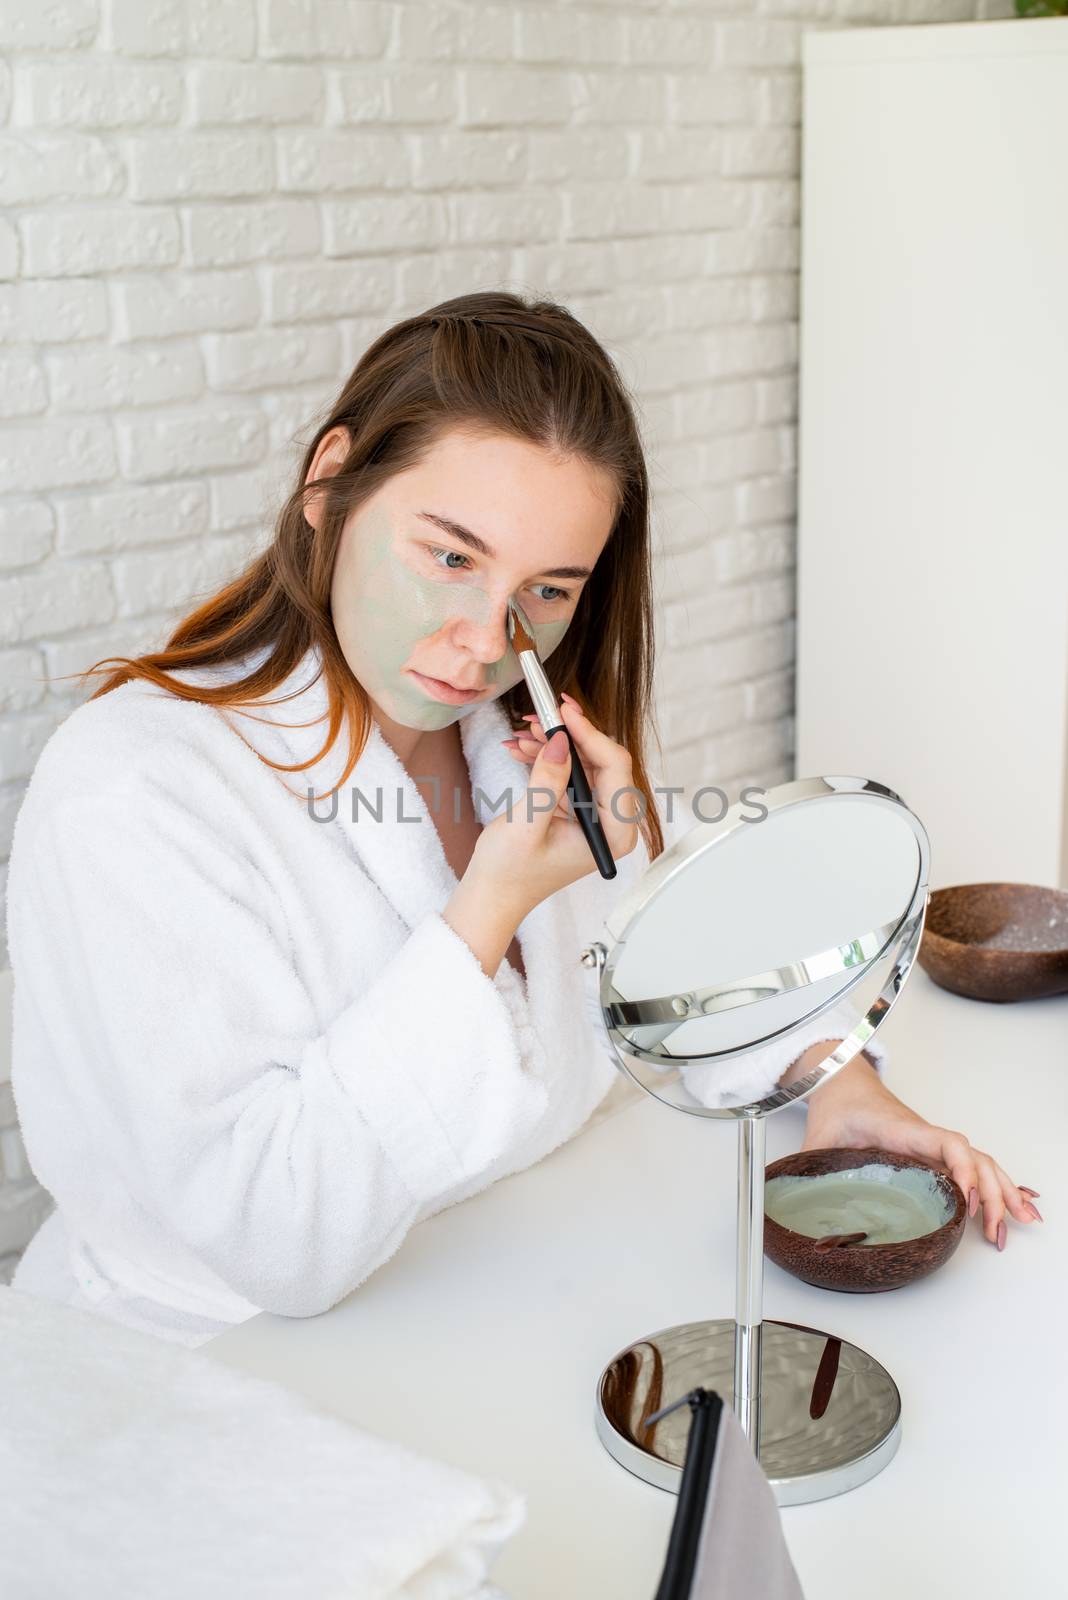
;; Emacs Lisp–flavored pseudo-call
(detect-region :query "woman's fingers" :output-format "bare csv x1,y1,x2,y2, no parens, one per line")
898,1123,1039,1248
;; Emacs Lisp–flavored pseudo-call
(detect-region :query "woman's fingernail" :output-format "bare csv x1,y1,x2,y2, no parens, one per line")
968,1186,979,1217
545,729,569,762
996,1220,1007,1251
1020,1187,1041,1199
1024,1201,1044,1222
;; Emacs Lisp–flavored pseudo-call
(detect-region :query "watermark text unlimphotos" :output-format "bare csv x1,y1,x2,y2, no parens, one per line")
305,781,769,826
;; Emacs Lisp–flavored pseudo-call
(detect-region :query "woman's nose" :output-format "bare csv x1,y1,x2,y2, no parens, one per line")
457,596,515,664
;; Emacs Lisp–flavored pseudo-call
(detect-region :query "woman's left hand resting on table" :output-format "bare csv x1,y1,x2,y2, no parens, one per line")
785,1044,1043,1253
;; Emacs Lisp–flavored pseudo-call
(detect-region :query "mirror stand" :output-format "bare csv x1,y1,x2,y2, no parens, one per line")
595,1108,902,1507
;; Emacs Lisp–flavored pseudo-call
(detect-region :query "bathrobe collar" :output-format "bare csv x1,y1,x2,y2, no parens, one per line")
222,643,576,958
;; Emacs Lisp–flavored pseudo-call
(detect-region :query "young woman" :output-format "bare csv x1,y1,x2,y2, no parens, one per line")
6,293,1040,1348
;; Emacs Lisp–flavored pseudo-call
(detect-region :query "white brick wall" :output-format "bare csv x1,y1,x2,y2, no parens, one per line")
0,0,1012,1270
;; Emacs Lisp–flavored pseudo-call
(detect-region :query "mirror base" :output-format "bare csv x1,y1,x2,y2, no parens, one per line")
596,1317,901,1507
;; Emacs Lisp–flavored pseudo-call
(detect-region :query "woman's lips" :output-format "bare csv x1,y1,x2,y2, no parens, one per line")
407,669,484,705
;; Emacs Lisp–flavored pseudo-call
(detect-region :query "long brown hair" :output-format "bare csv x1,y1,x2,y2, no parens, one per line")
69,290,665,859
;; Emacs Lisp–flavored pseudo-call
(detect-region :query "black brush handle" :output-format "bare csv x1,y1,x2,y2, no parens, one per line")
545,722,616,879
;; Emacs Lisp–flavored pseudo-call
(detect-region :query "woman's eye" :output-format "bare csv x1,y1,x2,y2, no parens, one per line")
427,545,472,572
530,583,572,605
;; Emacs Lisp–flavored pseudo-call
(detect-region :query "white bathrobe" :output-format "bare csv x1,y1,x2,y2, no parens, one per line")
5,643,884,1347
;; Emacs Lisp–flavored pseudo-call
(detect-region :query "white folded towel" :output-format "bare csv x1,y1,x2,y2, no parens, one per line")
0,1286,524,1600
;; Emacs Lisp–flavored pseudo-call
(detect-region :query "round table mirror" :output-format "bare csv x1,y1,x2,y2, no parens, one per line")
584,776,930,1505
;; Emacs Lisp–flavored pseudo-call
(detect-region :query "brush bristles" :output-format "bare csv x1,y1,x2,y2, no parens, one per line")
507,601,537,656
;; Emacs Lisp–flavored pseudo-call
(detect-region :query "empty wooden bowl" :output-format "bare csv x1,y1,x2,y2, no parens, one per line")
918,882,1068,1002
764,1147,966,1293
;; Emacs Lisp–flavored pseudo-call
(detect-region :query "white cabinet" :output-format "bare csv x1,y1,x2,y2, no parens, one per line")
796,19,1068,890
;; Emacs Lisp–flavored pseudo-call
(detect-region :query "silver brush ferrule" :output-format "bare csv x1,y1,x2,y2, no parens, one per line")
517,649,561,733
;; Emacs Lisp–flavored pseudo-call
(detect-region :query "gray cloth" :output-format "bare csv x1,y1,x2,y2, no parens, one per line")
691,1405,805,1599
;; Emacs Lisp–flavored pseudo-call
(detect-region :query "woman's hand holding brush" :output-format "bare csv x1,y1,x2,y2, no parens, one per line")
440,695,641,981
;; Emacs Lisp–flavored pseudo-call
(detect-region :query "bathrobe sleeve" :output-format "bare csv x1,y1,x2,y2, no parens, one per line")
581,771,889,1111
8,785,555,1320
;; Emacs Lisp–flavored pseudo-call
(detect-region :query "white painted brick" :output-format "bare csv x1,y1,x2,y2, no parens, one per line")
0,61,11,124
723,128,799,178
0,420,115,495
514,11,627,65
0,649,48,713
748,179,800,228
610,234,707,284
663,583,757,649
736,474,797,526
715,21,801,68
56,482,208,555
510,240,614,296
0,133,123,205
0,1,99,50
0,1183,54,1259
0,356,48,420
0,711,61,784
571,71,664,126
761,72,802,126
526,130,627,185
659,683,747,747
188,63,322,125
329,66,456,126
395,6,512,63
452,191,561,247
264,259,392,323
277,130,408,192
12,61,181,129
756,376,797,425
110,537,248,619
187,0,256,59
46,341,203,411
665,281,753,330
261,385,333,454
102,0,184,55
0,281,108,344
658,180,750,233
40,614,174,681
0,563,114,647
113,270,259,338
632,131,726,185
672,380,757,439
117,408,266,481
713,527,795,585
323,194,448,256
668,71,759,126
751,273,798,323
0,221,18,281
208,465,283,533
0,502,54,569
125,133,274,201
561,183,658,243
706,227,799,275
203,325,339,392
411,131,526,191
0,784,27,859
626,16,718,67
260,0,392,61
394,247,511,308
20,208,180,279
107,0,255,59
458,69,571,129
746,669,795,725
183,200,320,267
706,324,797,380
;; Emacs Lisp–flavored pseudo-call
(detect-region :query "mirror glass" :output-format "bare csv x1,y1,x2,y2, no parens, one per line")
597,781,928,1117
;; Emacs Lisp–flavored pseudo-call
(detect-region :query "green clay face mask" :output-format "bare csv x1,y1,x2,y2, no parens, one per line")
336,500,574,731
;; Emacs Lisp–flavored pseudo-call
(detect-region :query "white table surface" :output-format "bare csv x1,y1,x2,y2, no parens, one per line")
206,968,1065,1597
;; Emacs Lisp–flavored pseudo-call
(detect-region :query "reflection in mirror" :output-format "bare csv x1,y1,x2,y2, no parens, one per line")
598,786,927,1117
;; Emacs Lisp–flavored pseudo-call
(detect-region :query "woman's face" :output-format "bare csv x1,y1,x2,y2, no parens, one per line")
324,427,619,731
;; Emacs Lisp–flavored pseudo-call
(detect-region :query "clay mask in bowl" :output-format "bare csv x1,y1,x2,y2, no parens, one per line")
763,1147,966,1293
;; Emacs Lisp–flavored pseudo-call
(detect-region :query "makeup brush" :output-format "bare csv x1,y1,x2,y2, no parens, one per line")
506,598,616,880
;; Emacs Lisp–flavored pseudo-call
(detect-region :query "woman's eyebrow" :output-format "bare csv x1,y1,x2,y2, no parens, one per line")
415,510,593,581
